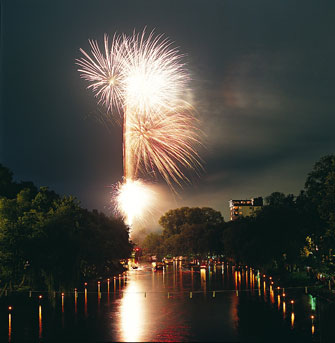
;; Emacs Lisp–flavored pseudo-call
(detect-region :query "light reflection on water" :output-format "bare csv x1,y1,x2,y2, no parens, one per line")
120,282,145,342
291,312,295,328
38,304,42,339
200,268,206,292
8,313,11,342
84,288,88,317
1,262,327,342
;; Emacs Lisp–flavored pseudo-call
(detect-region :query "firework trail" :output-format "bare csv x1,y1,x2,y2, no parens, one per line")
77,30,202,226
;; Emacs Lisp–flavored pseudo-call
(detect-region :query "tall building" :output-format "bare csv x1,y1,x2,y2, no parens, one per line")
229,197,263,221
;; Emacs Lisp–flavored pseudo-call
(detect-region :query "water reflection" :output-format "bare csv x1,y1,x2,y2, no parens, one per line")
200,268,206,294
230,291,239,325
311,315,315,335
74,289,78,314
283,301,286,318
257,274,261,290
179,267,183,290
8,312,12,342
263,280,267,300
107,279,110,304
152,269,155,289
61,293,64,313
309,294,316,311
120,282,145,342
270,285,275,304
2,263,326,342
39,304,42,339
291,312,295,328
245,269,248,287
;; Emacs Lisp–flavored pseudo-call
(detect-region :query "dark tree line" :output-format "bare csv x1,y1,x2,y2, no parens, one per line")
143,154,335,277
0,164,133,292
222,193,309,270
142,207,225,259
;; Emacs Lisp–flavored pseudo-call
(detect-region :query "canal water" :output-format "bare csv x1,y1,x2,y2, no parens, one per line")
0,262,334,342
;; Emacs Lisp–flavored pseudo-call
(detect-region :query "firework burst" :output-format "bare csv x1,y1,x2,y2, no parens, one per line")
77,30,202,227
76,34,124,115
121,31,189,114
115,178,156,226
126,107,202,187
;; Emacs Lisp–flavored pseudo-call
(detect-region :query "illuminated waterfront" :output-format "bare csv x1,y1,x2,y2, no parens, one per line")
1,262,334,342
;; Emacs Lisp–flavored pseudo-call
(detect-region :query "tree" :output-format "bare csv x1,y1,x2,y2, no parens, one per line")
142,232,164,257
305,154,335,225
265,192,295,207
305,154,335,259
256,195,305,268
305,155,335,198
222,192,309,271
0,164,38,199
75,209,132,281
0,164,133,291
0,164,14,198
154,207,224,258
159,207,224,238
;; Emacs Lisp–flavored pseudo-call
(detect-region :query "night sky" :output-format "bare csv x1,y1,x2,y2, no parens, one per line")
2,0,335,227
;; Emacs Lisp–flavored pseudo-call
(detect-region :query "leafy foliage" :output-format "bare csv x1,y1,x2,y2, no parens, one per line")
143,154,335,277
144,207,225,258
221,154,335,273
0,165,132,291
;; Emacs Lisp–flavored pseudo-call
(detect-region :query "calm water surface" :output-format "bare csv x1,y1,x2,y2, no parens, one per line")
1,262,334,342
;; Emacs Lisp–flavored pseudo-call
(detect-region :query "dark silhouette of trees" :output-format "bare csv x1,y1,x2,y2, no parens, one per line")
305,155,335,248
143,207,225,258
221,154,335,275
0,164,37,199
0,164,132,292
141,232,165,259
142,154,335,281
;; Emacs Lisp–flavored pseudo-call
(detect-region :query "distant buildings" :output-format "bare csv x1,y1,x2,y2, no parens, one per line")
229,197,263,221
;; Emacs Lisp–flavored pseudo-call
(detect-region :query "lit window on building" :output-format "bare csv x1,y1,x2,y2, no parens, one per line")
229,197,263,221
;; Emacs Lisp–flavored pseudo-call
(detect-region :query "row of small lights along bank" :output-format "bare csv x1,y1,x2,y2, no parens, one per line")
5,268,317,338
255,268,316,335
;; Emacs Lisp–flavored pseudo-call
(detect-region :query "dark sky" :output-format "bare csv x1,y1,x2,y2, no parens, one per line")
1,0,335,226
